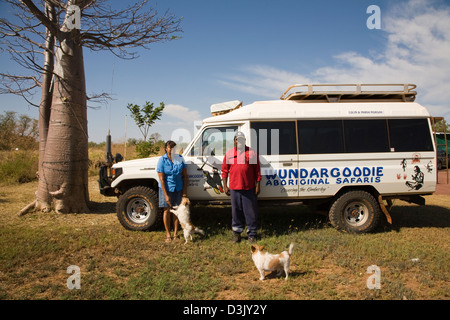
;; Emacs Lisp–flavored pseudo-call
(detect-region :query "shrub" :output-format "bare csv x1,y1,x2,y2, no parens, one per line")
135,139,163,158
0,111,38,151
0,151,38,184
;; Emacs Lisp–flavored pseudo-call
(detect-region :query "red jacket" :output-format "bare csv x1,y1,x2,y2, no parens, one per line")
221,146,262,190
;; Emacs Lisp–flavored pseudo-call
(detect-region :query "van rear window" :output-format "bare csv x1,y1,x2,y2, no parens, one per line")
344,119,390,153
388,119,433,152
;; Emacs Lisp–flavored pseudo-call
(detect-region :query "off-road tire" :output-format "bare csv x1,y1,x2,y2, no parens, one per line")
116,186,162,231
329,190,382,233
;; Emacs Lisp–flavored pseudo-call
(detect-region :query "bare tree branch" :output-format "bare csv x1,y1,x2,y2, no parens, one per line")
79,0,182,58
21,0,60,36
1,0,182,100
0,73,41,107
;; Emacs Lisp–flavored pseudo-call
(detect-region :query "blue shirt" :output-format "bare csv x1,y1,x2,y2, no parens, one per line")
156,153,186,192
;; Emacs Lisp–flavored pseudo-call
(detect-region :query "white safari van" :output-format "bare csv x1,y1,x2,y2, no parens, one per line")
99,84,437,233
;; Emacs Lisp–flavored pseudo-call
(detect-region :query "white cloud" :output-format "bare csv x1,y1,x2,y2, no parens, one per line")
220,65,313,99
154,104,203,142
221,0,450,120
164,104,202,123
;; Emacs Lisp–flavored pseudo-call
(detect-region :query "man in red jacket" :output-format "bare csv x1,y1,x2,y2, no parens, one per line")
222,131,261,243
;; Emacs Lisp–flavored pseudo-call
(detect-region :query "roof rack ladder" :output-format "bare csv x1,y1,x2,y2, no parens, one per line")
432,117,449,184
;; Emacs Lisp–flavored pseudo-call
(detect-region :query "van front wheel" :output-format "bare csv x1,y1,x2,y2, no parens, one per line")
329,190,382,233
116,186,162,231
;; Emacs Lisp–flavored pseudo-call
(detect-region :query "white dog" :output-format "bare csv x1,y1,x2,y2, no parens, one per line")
170,197,205,244
251,243,294,281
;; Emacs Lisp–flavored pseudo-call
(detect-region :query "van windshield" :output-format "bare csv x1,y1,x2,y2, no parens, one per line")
190,126,238,157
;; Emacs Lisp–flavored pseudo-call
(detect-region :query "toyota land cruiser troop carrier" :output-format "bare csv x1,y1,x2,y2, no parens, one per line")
99,84,437,233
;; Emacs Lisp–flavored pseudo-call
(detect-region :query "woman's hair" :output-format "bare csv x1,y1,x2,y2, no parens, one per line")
165,140,177,149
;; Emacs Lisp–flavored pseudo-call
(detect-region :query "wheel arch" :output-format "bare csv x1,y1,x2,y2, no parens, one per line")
116,178,159,195
333,185,380,202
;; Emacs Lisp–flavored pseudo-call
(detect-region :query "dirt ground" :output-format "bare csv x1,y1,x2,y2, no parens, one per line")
436,170,450,195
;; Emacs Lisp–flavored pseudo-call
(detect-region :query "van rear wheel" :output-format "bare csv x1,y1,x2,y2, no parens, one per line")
329,190,382,233
116,186,162,231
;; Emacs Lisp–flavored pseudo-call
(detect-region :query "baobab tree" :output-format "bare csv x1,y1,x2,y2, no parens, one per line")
0,0,182,214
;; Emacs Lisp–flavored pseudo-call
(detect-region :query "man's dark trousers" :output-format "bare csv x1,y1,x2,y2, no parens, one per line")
230,188,258,237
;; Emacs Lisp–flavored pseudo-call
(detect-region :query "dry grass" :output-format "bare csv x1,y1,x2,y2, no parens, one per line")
0,177,449,300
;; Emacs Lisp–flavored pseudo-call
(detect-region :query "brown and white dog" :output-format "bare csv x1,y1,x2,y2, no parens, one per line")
251,243,294,281
170,197,205,244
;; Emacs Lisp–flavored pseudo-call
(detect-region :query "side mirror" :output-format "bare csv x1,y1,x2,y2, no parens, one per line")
115,153,123,163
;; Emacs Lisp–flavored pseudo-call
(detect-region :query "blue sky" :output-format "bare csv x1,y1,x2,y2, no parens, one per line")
1,0,450,143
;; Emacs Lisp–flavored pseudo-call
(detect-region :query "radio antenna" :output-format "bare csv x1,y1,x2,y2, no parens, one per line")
108,58,116,132
105,58,115,164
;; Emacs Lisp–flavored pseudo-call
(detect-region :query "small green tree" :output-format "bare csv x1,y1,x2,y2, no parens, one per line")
127,101,165,157
127,101,164,141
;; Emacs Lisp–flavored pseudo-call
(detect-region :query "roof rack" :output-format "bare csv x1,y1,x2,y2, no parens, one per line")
210,100,243,116
280,84,417,102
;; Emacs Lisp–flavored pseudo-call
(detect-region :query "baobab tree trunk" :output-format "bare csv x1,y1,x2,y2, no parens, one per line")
35,32,89,213
36,2,55,213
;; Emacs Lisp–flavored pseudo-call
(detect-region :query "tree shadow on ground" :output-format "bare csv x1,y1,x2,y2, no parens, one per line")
191,204,329,237
386,204,450,231
88,201,115,214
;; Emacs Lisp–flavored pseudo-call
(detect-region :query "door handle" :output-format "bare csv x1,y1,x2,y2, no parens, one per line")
283,162,293,167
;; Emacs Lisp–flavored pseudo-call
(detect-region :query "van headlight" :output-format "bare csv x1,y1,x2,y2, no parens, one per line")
111,167,123,180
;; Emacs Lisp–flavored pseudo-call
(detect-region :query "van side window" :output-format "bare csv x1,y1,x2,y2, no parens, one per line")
388,119,433,152
298,120,344,154
344,119,389,153
250,121,297,155
190,126,238,156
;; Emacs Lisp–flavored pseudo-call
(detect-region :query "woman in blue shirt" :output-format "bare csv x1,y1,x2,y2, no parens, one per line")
157,140,187,242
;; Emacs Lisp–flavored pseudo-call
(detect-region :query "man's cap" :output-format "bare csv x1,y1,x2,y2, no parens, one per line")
234,131,246,139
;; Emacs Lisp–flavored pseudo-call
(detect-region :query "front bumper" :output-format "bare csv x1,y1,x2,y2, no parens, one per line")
98,165,115,196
